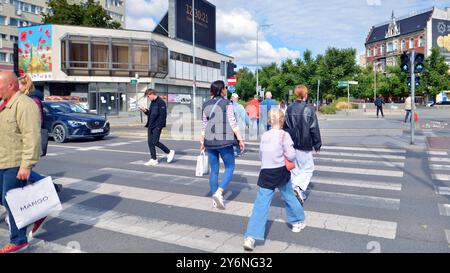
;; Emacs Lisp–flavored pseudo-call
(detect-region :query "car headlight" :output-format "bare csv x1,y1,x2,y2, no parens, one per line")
68,120,87,127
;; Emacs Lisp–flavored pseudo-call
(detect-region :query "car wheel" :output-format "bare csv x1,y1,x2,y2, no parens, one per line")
53,124,68,143
93,136,105,141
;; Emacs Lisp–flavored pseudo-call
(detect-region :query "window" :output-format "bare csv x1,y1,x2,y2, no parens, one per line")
410,38,415,48
0,16,5,25
0,52,6,62
69,42,89,68
387,42,393,53
401,40,406,50
112,43,129,69
9,18,18,26
419,36,424,47
393,40,398,51
30,4,35,13
91,41,109,69
133,44,149,71
381,45,385,55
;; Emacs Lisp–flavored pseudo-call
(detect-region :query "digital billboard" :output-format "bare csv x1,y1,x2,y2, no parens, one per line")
175,0,216,50
18,25,52,81
433,19,450,63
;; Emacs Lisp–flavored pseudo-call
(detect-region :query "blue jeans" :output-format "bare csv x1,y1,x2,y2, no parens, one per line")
207,146,235,194
0,168,45,245
245,181,305,241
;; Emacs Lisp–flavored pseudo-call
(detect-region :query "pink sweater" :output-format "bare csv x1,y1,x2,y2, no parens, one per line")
259,129,296,169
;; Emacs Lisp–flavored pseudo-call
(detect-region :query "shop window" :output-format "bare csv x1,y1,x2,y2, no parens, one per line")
133,45,149,71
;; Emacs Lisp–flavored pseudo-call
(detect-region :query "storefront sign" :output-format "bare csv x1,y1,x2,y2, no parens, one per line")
168,94,192,104
18,25,52,81
433,19,450,63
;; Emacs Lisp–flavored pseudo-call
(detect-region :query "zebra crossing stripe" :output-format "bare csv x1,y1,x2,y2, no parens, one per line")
429,164,450,171
438,204,450,217
428,151,448,156
54,177,398,239
52,203,336,253
432,173,450,181
428,157,450,163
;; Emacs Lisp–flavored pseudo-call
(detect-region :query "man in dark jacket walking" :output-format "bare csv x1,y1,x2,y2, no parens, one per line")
283,85,322,205
374,95,385,118
140,89,174,166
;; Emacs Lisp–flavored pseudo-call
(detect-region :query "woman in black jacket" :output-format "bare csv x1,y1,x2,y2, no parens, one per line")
283,85,322,205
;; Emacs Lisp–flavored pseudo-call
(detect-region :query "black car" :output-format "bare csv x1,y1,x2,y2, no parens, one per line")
43,101,110,143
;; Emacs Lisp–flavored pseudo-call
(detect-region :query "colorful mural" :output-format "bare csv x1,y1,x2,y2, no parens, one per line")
18,25,52,81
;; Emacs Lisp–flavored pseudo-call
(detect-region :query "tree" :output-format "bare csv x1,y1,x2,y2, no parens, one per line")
421,48,450,101
42,0,121,29
235,67,256,101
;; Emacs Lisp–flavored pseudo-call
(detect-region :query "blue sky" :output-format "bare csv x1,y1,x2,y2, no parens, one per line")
126,0,448,67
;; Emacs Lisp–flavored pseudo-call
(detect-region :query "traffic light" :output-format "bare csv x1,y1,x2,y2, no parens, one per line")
226,62,237,78
414,53,425,73
400,52,410,73
407,76,420,87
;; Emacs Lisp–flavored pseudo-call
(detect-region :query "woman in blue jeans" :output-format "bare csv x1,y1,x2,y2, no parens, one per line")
243,109,305,251
200,80,245,210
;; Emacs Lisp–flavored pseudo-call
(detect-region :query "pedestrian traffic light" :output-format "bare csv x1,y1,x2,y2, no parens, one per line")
414,53,425,73
226,62,237,78
400,52,410,73
407,76,420,87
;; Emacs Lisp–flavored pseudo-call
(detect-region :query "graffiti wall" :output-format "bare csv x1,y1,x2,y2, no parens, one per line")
18,25,52,81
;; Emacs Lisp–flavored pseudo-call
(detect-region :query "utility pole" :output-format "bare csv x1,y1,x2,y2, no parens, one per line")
410,50,415,145
317,79,320,111
192,0,197,120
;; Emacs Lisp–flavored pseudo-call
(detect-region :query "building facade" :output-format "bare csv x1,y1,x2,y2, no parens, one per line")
18,24,232,118
0,0,126,71
365,7,450,72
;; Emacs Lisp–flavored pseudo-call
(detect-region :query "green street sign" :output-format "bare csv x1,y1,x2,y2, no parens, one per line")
130,79,138,85
338,81,348,88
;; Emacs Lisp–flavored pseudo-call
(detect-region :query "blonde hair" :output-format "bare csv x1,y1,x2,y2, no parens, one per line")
268,108,285,128
294,85,308,101
18,74,35,95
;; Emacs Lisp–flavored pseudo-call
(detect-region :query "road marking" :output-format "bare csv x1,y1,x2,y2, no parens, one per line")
428,157,450,163
438,204,450,217
98,167,400,210
322,146,406,154
429,164,450,171
0,228,84,253
317,151,405,160
105,142,133,147
54,177,398,239
128,162,402,191
52,203,335,253
446,230,450,247
428,151,448,156
434,186,450,196
432,173,450,181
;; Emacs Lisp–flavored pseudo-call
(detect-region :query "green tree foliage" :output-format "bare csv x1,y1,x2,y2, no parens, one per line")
421,48,450,99
235,67,256,101
42,0,121,29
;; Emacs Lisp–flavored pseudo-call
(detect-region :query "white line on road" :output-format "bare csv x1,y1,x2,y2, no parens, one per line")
428,151,448,156
445,230,450,247
429,164,450,171
322,146,406,154
432,173,450,181
128,161,403,191
434,186,450,196
53,203,335,253
318,151,405,160
54,177,398,239
105,142,133,147
438,204,450,217
98,167,400,210
428,157,450,163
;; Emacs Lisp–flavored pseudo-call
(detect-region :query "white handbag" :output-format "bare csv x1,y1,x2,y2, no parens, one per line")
195,151,209,177
6,176,62,229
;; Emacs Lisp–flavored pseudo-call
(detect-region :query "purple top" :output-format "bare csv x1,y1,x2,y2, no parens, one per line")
259,129,296,170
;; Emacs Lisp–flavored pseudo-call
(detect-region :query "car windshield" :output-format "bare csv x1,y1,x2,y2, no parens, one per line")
48,102,88,114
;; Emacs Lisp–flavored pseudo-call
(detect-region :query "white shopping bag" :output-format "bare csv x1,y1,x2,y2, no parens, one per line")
195,151,209,177
6,176,62,229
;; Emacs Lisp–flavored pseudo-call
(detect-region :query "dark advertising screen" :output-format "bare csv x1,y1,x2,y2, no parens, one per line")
432,19,450,63
175,0,216,50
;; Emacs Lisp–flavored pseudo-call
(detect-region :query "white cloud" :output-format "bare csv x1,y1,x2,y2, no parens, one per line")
126,17,158,31
216,9,258,42
126,0,168,19
226,40,300,66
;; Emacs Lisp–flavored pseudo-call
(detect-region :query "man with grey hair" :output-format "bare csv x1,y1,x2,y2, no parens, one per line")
259,91,279,134
0,71,41,253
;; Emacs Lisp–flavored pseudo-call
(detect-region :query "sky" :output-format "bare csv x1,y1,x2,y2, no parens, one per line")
126,0,448,67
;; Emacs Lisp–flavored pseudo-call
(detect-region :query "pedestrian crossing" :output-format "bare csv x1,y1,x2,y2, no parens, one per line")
1,142,413,252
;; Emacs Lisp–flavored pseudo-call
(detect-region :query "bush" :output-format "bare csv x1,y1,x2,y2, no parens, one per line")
320,105,337,114
352,103,359,109
335,101,352,109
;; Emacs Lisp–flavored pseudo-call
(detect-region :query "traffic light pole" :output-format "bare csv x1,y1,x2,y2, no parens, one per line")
192,0,197,120
410,50,415,145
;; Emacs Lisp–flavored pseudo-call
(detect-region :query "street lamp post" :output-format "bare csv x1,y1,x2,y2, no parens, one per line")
192,0,197,120
256,24,272,97
373,61,382,101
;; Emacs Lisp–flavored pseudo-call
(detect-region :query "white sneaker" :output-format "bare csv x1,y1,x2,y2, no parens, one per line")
144,159,159,166
243,237,256,251
212,192,225,210
167,150,175,163
292,222,306,233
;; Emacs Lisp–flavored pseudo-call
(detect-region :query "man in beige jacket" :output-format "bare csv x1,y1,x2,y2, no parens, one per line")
0,71,41,253
404,95,412,123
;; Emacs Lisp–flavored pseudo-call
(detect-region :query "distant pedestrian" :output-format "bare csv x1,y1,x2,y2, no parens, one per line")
374,95,385,118
246,95,260,139
231,93,249,157
0,71,41,253
283,85,322,205
140,89,175,166
280,99,288,114
201,80,245,210
404,95,412,123
260,92,279,133
243,108,305,251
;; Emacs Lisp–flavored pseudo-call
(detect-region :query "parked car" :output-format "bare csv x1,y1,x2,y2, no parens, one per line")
435,101,450,105
43,101,110,143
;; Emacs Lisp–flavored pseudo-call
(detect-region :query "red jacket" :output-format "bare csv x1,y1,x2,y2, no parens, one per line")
246,99,260,119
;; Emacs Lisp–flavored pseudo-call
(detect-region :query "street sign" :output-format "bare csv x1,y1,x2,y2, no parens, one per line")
130,79,138,85
338,81,348,88
227,76,237,86
228,85,236,92
348,81,359,85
